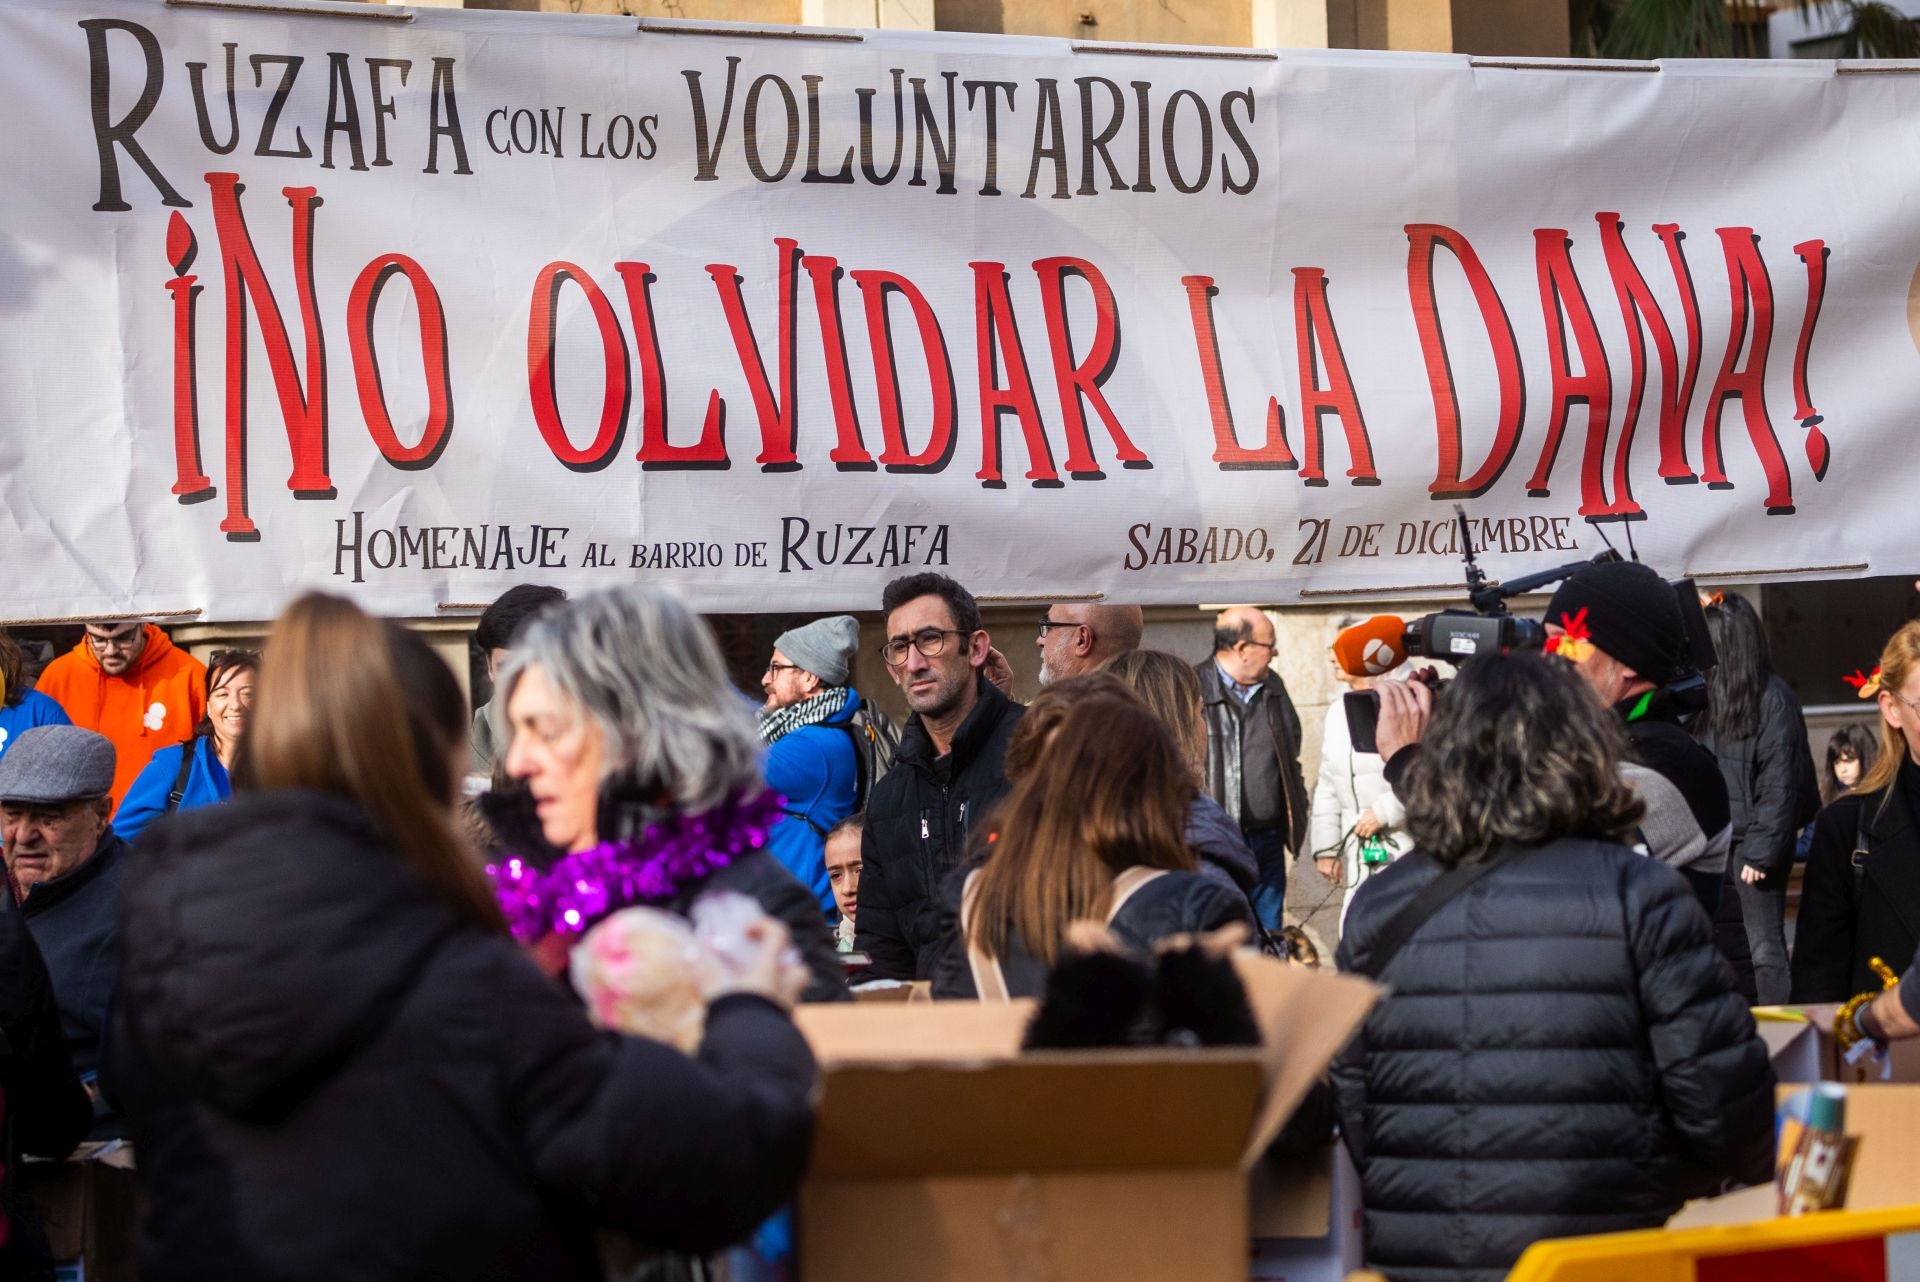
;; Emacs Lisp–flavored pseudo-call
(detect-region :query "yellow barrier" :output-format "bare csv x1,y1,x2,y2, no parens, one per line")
1505,1203,1920,1282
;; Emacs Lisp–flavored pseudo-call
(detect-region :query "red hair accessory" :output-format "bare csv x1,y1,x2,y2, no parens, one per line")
1544,608,1596,664
1843,666,1883,699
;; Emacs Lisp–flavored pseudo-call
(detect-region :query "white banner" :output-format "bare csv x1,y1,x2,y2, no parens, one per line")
0,0,1909,621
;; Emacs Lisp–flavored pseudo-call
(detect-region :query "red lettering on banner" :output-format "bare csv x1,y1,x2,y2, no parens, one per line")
707,237,802,469
527,261,629,471
851,269,956,470
800,254,873,467
1292,267,1377,486
347,254,452,469
1406,224,1525,499
970,261,1059,485
1791,238,1831,479
1597,216,1702,485
164,210,214,503
206,174,333,539
1527,230,1627,518
1179,276,1296,469
613,262,729,469
1033,256,1147,476
1701,227,1793,513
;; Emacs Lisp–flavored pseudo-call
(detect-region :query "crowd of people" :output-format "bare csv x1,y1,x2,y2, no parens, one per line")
3,564,1919,1280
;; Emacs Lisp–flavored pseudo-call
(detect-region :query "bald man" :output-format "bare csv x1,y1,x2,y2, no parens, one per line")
1197,606,1309,931
1036,602,1145,684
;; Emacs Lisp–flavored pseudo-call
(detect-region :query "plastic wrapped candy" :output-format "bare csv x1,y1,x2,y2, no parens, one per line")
570,907,719,1053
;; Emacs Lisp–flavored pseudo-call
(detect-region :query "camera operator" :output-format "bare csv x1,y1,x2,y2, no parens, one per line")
1377,561,1730,917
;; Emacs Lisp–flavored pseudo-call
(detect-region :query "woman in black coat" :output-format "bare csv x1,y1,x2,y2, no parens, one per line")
930,690,1251,999
484,586,847,1001
1332,652,1774,1282
1792,623,1920,1004
108,596,816,1282
1693,594,1819,1005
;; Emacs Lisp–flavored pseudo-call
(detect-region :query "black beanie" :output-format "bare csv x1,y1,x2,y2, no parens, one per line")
1545,561,1685,686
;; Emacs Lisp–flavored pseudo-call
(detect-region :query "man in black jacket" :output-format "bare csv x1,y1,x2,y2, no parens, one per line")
0,726,127,1124
1543,562,1733,916
1196,607,1309,932
855,574,1024,981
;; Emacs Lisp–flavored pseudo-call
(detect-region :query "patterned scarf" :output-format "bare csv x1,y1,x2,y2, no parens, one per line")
758,686,848,745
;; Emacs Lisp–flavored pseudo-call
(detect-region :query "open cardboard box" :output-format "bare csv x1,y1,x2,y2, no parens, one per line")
1668,1083,1920,1229
25,1141,139,1282
792,952,1378,1282
1752,1005,1920,1084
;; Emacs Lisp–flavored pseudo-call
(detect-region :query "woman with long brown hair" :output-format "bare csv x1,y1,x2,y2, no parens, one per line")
1793,621,1920,1004
931,692,1251,999
1332,651,1771,1282
0,628,71,760
107,594,817,1282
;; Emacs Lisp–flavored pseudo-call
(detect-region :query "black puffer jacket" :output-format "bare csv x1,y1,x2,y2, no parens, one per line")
1331,838,1774,1282
856,678,1024,980
107,791,817,1282
928,867,1253,999
1694,675,1820,877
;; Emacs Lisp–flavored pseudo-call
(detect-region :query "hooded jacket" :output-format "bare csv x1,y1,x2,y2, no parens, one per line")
35,626,206,805
1331,838,1774,1282
1694,674,1820,877
107,791,817,1282
855,677,1024,981
763,688,863,914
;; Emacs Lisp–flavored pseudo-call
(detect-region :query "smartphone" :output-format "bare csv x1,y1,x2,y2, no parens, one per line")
1344,689,1381,755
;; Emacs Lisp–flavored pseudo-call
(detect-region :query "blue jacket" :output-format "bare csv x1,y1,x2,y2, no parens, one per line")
0,690,71,759
764,690,862,915
114,736,231,843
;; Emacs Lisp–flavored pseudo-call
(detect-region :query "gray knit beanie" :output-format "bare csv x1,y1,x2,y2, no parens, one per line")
775,615,860,686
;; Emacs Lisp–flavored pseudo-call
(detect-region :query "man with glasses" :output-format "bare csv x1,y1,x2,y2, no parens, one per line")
855,573,1024,981
36,621,206,806
1197,606,1309,932
1035,602,1144,684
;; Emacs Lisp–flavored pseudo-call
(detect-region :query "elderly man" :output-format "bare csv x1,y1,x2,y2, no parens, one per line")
759,615,866,914
0,726,129,1117
1197,607,1308,932
858,573,1024,980
1036,602,1145,684
36,620,205,806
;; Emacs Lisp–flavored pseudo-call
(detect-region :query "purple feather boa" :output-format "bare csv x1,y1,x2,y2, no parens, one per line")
487,790,786,943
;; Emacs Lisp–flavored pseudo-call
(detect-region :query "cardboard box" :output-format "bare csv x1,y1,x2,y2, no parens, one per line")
1752,1005,1920,1083
1248,1144,1363,1282
792,953,1379,1282
24,1141,139,1282
1668,1083,1920,1229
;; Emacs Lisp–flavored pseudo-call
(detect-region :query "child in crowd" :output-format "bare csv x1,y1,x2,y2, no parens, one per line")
1825,722,1878,803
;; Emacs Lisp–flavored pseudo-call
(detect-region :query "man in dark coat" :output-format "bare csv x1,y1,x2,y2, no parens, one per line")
1196,607,1309,931
856,574,1024,981
0,726,127,1122
1543,562,1733,917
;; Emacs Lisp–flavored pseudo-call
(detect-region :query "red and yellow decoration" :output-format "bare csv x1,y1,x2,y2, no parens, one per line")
1843,666,1884,699
1544,608,1597,664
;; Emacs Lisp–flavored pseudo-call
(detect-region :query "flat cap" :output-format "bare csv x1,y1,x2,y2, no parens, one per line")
0,726,116,804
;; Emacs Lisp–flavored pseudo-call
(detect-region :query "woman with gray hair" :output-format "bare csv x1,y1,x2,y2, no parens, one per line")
484,585,847,1001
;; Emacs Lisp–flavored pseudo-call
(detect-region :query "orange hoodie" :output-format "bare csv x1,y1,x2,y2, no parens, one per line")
36,625,208,806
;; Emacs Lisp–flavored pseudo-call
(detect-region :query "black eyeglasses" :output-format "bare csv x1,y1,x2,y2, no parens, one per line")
765,661,802,676
84,627,143,652
1036,614,1085,639
880,628,972,668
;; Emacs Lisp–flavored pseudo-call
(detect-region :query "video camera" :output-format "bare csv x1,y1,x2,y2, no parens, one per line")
1341,507,1715,753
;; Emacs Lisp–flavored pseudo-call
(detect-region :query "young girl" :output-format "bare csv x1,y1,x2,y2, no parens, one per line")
1825,722,1879,803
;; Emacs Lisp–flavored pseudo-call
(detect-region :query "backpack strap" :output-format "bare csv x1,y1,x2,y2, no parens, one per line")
165,737,203,813
1105,866,1169,925
1354,843,1529,982
1852,801,1873,886
959,870,1012,1003
842,715,873,812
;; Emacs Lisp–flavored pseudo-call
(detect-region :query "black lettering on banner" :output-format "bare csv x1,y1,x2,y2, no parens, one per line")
250,54,311,159
1293,518,1329,566
80,18,191,210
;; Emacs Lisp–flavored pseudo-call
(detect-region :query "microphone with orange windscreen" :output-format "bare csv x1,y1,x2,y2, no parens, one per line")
1332,615,1410,679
